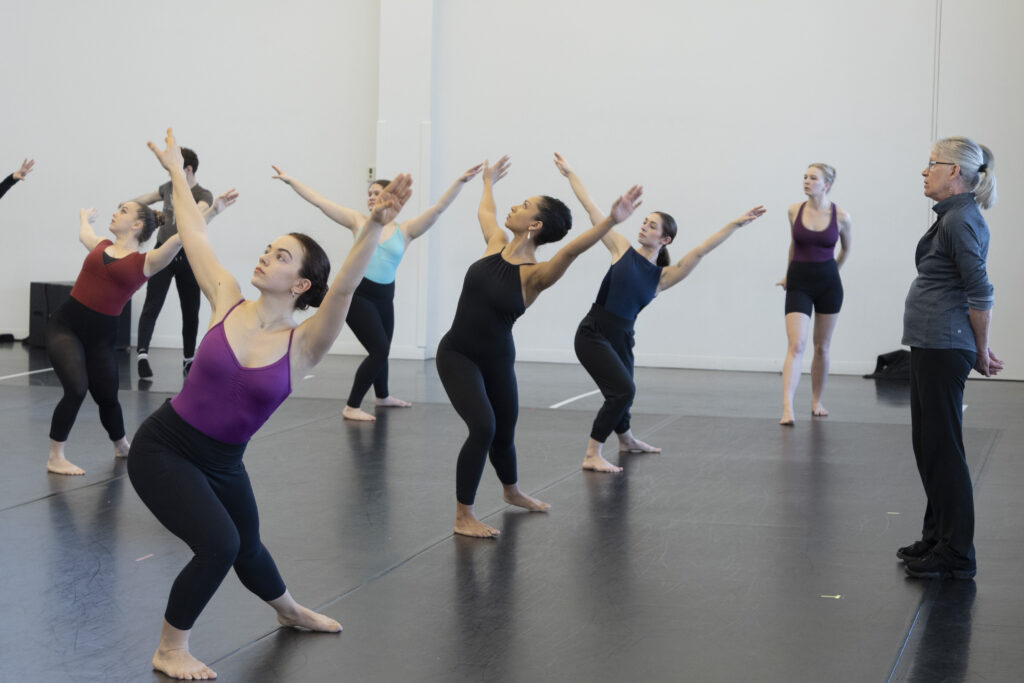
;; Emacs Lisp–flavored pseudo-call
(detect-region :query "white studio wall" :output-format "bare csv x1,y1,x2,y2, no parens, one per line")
0,0,380,356
3,0,1020,379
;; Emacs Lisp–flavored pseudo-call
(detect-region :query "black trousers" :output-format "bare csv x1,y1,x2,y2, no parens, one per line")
436,334,519,505
128,402,287,630
574,304,636,442
910,347,976,558
46,298,125,442
345,278,396,407
136,248,201,358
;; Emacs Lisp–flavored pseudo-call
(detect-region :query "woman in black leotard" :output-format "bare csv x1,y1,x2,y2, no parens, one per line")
436,155,643,538
0,158,34,202
554,153,765,472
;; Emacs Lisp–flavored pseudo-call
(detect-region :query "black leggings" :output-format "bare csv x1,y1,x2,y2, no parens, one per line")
137,249,201,358
574,304,636,442
346,278,396,407
436,334,519,505
910,347,976,558
46,297,125,442
128,402,286,630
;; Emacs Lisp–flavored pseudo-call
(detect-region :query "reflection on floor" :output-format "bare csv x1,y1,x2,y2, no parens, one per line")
1,344,1021,681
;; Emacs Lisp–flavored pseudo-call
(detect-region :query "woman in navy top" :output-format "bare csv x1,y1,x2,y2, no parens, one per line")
555,154,765,472
898,136,1002,580
0,158,34,202
776,163,852,425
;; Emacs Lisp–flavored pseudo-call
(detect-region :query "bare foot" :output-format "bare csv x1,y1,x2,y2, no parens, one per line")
375,395,412,408
152,647,217,680
780,406,795,426
276,605,342,633
811,403,829,417
618,435,661,454
582,453,623,473
113,437,131,458
47,455,85,476
454,503,499,538
342,405,376,422
503,485,551,512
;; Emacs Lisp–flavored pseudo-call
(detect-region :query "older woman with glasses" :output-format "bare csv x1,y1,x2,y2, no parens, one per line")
898,136,1003,580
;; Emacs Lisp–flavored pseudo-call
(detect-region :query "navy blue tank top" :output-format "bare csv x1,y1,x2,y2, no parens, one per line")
445,251,528,359
595,248,662,320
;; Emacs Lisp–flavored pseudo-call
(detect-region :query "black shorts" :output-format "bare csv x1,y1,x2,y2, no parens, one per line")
785,259,843,316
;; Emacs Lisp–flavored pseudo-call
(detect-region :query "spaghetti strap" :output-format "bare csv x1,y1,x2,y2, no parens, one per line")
213,299,246,328
286,327,295,352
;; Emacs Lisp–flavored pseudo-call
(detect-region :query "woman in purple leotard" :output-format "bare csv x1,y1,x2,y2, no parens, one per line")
128,129,412,681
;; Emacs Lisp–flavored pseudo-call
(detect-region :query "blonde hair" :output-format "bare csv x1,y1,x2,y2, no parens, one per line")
807,163,836,192
932,137,997,209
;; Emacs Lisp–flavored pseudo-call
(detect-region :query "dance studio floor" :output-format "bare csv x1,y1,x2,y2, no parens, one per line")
2,343,1022,682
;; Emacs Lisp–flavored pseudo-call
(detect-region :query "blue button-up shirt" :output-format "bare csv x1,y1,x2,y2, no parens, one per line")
902,192,994,351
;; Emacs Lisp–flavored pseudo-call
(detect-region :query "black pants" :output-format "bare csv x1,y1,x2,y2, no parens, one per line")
128,402,286,630
346,278,396,407
137,248,201,358
46,298,125,442
910,347,976,558
574,304,636,442
436,334,519,505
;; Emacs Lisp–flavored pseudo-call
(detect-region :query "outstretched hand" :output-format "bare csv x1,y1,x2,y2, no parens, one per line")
553,152,573,177
213,189,239,214
147,128,185,174
482,156,510,185
369,173,413,225
270,165,292,184
13,158,35,181
80,208,97,224
737,205,767,226
459,163,484,183
609,185,643,224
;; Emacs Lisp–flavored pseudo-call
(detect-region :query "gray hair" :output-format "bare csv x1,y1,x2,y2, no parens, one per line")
808,163,836,192
932,137,998,209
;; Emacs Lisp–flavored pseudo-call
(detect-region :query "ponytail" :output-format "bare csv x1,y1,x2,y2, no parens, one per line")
653,211,678,267
932,137,998,210
975,144,997,209
656,245,671,267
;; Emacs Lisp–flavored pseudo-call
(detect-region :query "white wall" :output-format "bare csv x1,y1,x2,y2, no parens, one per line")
1,0,380,355
3,0,1020,379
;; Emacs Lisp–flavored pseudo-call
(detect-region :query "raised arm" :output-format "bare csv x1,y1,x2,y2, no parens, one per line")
1,159,34,202
133,190,163,206
553,152,630,258
835,209,852,269
523,185,643,304
271,165,366,233
143,234,183,276
659,206,766,292
78,208,104,251
147,128,241,314
401,163,483,241
478,156,511,251
293,174,413,370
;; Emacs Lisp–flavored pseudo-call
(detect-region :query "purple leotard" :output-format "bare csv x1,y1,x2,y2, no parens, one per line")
791,202,839,263
170,300,293,444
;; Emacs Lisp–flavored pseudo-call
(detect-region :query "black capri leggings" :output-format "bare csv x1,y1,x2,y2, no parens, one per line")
784,259,843,316
46,297,125,442
346,278,396,407
136,248,202,358
128,402,286,630
435,334,519,505
574,304,636,443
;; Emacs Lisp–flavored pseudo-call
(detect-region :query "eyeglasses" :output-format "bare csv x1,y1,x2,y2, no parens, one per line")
927,161,957,169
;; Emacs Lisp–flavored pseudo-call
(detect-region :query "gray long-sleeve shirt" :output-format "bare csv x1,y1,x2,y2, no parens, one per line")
902,192,994,352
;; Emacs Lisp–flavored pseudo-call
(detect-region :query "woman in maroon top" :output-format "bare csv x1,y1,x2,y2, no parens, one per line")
46,193,236,476
776,163,852,425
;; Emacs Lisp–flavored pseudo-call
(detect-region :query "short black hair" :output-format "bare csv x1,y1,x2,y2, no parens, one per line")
288,232,331,310
181,147,199,174
533,196,572,246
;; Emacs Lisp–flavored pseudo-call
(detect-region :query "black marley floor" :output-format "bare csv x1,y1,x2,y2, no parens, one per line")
1,342,1022,682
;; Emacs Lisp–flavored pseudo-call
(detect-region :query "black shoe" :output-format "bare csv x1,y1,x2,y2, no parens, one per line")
904,544,976,580
182,359,193,377
897,539,934,563
138,357,153,379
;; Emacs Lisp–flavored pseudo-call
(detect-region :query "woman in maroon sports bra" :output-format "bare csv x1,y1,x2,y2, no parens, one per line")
129,129,412,681
776,163,852,425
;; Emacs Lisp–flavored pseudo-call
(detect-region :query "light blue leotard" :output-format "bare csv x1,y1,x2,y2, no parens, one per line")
364,226,406,285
